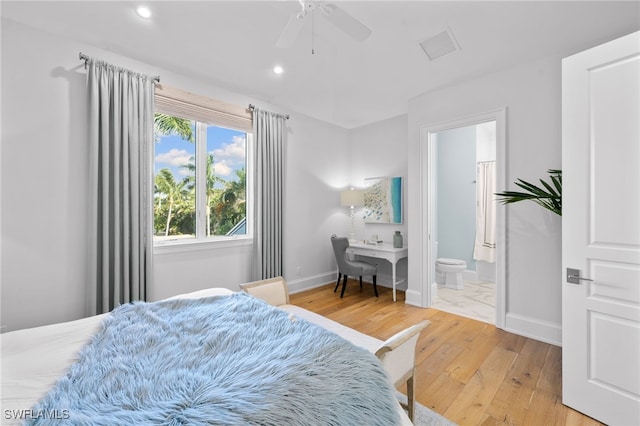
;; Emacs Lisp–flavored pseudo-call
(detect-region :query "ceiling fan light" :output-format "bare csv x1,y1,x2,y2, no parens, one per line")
273,65,284,75
276,1,371,48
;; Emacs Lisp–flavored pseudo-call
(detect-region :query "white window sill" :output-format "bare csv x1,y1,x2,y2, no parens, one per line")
153,236,253,255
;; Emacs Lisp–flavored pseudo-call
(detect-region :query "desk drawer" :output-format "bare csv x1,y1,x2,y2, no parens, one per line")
349,248,378,258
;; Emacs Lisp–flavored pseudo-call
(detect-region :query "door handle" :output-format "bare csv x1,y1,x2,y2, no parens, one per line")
567,268,594,284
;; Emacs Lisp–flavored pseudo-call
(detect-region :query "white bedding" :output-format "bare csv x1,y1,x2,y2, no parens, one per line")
1,288,411,425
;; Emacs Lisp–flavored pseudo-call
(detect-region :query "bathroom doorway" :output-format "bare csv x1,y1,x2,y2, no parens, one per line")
420,109,506,328
431,121,496,323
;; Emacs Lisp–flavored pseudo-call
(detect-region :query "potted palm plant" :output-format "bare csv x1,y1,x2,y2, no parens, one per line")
495,169,562,216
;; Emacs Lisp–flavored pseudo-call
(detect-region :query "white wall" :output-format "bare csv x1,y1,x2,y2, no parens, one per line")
476,121,496,162
408,54,563,344
1,19,90,331
0,19,349,331
282,113,351,292
348,114,409,288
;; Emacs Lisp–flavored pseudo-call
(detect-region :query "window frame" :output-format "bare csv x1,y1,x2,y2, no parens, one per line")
153,86,253,249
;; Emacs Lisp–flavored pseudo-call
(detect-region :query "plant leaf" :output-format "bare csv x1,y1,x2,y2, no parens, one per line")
539,179,559,198
495,169,562,216
514,180,549,197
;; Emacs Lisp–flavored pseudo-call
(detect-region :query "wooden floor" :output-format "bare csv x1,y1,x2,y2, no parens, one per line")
290,282,604,426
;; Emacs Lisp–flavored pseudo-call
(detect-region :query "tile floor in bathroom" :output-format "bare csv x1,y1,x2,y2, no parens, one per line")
431,280,496,324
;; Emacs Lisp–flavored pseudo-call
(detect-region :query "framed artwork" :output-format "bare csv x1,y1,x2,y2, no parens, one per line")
363,176,403,224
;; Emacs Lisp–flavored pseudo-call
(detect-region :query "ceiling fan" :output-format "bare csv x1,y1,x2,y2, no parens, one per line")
276,0,372,49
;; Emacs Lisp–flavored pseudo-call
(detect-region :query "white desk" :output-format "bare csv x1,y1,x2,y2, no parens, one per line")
346,241,408,302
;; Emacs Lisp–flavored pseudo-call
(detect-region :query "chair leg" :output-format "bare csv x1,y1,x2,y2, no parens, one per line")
359,276,363,290
340,274,348,298
373,275,379,297
334,272,342,292
406,374,415,422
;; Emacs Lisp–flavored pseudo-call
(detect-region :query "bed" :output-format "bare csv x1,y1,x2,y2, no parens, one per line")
1,280,426,425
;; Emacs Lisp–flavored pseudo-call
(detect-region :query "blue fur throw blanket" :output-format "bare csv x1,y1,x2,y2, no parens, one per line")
28,292,400,425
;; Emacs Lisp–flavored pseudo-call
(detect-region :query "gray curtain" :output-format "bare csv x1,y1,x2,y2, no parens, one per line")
252,107,286,279
87,58,154,315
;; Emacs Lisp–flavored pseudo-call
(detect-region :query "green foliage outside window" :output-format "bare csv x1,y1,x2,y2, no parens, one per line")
153,114,247,238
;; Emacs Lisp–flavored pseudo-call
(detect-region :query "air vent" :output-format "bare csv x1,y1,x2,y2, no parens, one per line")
419,27,460,61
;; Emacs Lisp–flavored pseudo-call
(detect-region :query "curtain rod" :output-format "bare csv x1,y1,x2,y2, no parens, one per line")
79,52,160,83
248,104,290,120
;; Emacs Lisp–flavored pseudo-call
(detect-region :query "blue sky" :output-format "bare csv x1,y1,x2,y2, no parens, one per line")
154,124,246,189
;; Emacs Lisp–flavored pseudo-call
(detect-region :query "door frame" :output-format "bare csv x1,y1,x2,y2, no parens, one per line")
419,108,506,328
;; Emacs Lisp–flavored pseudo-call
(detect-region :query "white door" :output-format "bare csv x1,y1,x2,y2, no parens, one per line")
562,31,640,425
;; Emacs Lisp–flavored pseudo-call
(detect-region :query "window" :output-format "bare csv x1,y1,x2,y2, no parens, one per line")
153,86,252,245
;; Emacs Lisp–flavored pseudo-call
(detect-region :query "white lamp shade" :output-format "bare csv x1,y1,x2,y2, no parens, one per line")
340,189,364,207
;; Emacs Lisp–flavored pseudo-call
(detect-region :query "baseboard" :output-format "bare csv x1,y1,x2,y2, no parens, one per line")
405,289,423,307
504,312,562,346
286,271,337,294
286,271,409,295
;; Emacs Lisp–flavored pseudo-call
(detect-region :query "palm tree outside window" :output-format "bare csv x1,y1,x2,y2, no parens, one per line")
153,113,249,242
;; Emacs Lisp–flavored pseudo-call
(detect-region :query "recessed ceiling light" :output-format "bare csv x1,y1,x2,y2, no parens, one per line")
273,65,284,75
136,6,152,19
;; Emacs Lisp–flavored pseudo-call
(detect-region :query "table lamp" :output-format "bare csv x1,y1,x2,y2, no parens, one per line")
340,188,364,242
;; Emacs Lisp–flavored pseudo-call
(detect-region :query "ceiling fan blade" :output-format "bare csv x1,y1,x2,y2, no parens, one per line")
322,3,371,42
276,13,306,48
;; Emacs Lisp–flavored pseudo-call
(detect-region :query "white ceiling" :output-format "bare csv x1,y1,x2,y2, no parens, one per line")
2,1,639,128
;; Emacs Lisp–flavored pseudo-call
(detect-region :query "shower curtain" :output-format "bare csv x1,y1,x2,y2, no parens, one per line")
473,161,496,263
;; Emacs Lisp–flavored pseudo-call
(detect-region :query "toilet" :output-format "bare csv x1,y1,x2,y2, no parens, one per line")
436,258,467,290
